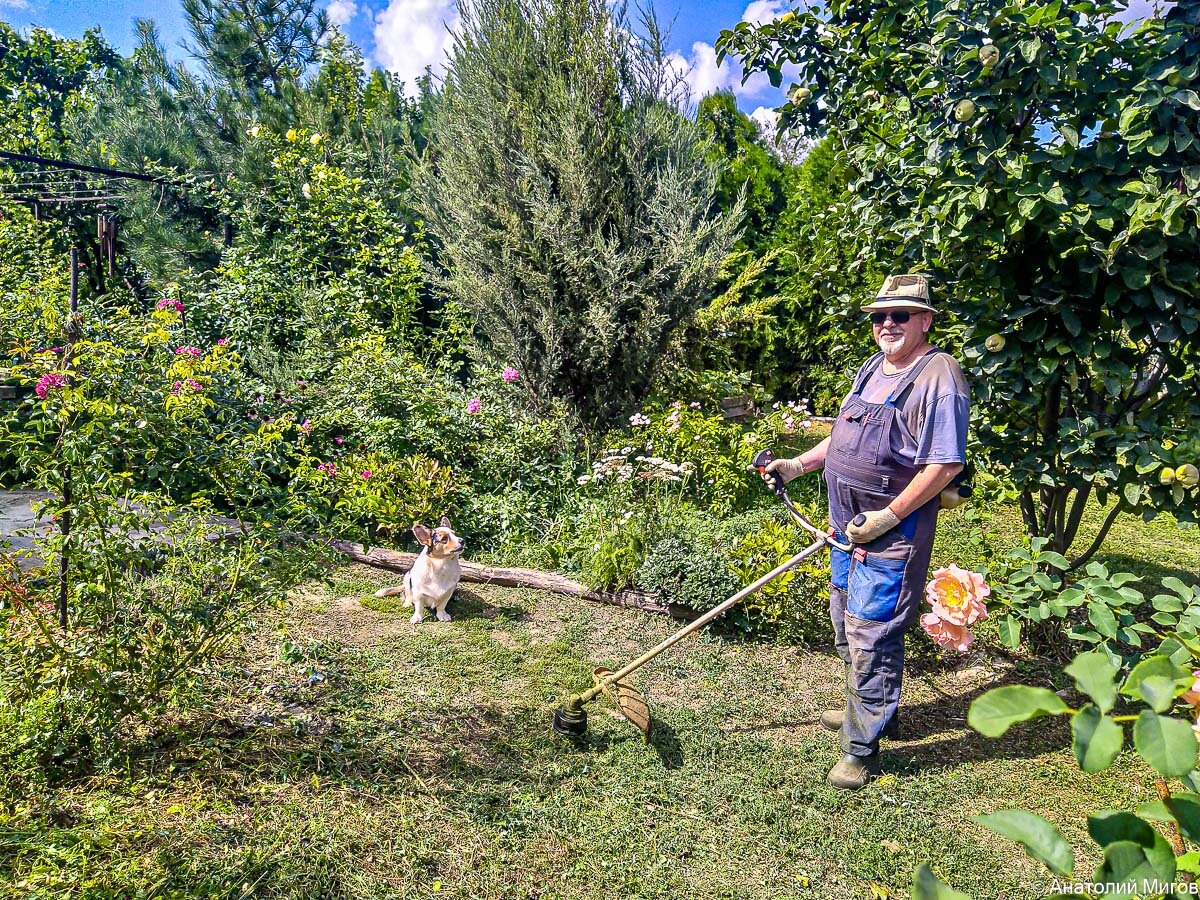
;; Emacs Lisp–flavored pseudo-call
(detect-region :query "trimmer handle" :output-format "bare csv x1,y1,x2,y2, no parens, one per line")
850,513,866,528
751,448,787,497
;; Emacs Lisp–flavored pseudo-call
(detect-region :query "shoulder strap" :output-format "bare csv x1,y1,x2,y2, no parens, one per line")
884,347,946,407
850,352,886,396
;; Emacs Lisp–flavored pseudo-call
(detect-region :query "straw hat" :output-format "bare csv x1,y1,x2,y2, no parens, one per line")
861,274,936,313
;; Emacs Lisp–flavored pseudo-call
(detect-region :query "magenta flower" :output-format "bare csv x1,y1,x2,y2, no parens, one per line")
334,437,344,446
467,397,482,414
174,346,202,358
502,367,520,383
361,470,372,480
317,462,337,478
300,418,313,435
217,337,229,347
50,347,62,354
185,379,203,392
34,373,67,399
156,297,184,313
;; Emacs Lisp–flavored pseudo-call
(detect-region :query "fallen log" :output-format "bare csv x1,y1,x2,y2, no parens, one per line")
330,540,699,620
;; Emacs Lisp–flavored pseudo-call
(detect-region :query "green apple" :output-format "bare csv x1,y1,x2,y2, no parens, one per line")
979,45,1000,67
985,334,1005,352
1160,467,1177,486
954,99,977,122
1177,464,1200,488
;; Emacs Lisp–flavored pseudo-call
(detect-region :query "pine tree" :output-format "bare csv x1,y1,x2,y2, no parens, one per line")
182,0,328,101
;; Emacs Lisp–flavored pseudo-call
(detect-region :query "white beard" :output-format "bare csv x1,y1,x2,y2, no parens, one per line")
877,331,909,357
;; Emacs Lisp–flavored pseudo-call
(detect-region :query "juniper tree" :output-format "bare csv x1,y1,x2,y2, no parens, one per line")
417,0,740,427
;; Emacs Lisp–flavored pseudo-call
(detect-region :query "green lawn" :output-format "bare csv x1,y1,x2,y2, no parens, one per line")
1,504,1198,899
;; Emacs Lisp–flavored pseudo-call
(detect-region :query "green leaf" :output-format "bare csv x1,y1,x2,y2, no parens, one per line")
969,686,1070,737
1133,711,1199,776
1089,602,1118,638
1122,482,1142,506
974,810,1074,876
1136,799,1172,822
1059,124,1080,149
1121,655,1191,712
1147,134,1170,156
1172,89,1200,110
1087,810,1156,849
1163,577,1194,600
1165,792,1200,844
1072,706,1123,772
911,863,971,900
1093,837,1176,899
997,614,1022,649
1065,651,1119,712
1178,851,1200,877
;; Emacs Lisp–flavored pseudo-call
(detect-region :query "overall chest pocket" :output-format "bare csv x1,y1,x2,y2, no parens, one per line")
835,397,889,465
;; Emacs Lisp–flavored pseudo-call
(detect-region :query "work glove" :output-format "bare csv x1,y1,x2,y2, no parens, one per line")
762,456,809,485
846,507,900,543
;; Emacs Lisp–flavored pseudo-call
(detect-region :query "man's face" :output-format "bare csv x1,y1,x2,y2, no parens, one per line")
872,308,930,357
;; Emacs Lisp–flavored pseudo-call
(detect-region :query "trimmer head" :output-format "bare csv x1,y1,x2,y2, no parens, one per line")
552,704,588,737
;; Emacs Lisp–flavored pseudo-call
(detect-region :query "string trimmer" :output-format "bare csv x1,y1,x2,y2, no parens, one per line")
551,449,853,741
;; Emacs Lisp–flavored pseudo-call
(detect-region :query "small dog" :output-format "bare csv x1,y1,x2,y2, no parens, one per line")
374,516,464,624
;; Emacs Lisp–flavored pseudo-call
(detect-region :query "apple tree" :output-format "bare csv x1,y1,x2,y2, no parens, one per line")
718,0,1200,567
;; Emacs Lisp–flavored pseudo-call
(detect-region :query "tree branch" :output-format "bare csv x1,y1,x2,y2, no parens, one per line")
1068,501,1126,571
1062,482,1092,553
1020,490,1039,536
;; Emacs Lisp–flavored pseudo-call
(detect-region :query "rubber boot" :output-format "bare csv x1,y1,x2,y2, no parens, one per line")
826,753,881,791
819,709,901,739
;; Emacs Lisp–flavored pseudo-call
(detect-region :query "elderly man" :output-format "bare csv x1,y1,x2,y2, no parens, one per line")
765,274,970,790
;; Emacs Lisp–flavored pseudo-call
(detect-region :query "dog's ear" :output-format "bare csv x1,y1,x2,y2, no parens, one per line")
439,515,451,529
413,524,433,546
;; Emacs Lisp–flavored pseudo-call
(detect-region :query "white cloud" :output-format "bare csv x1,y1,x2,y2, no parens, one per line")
374,0,460,93
327,0,358,27
749,105,777,133
666,1,799,105
0,0,32,9
741,0,791,26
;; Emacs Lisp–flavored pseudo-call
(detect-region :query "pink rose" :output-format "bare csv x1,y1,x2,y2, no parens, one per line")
467,397,482,414
334,437,344,446
217,337,229,347
174,346,202,358
926,564,990,627
1182,671,1200,709
156,297,184,313
300,418,313,435
920,613,974,652
502,367,520,383
361,470,372,479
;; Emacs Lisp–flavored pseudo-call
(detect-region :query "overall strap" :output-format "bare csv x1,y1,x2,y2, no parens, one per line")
850,352,886,396
884,347,944,407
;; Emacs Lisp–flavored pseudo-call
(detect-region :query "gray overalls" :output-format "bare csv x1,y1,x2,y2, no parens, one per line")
824,348,945,758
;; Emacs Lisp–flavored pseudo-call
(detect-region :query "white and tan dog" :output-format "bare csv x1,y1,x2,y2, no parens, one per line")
374,517,464,623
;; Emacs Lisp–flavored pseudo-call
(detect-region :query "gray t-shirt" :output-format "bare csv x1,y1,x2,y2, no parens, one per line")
856,351,970,467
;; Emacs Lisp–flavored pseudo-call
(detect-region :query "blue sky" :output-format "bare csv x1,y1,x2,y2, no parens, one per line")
0,0,796,124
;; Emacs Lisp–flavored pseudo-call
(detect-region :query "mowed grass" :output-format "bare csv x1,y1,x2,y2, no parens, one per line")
1,502,1197,899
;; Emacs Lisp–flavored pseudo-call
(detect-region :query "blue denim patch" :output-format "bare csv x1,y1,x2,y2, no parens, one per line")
830,544,851,592
848,553,907,622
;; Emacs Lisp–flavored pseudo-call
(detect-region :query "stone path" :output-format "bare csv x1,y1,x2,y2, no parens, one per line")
0,489,53,569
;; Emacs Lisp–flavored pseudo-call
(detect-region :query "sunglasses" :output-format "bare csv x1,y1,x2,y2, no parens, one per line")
870,310,914,325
